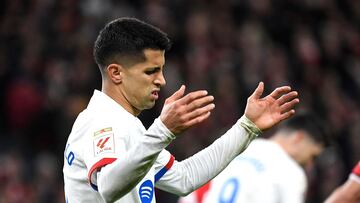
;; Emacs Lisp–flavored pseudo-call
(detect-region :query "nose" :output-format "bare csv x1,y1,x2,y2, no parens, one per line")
155,72,166,87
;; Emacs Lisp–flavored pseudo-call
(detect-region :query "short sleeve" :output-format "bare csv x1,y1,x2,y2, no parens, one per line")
350,161,360,184
352,161,360,176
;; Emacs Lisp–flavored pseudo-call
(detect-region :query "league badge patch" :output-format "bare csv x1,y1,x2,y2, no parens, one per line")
94,127,113,136
93,133,115,156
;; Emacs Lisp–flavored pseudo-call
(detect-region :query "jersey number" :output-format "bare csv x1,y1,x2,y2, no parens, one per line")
66,151,75,166
218,177,240,203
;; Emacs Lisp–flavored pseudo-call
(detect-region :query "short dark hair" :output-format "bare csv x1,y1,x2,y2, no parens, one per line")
93,17,171,71
278,112,330,146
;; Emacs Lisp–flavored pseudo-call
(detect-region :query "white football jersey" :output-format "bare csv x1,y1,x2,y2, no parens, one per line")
179,138,307,203
63,90,174,203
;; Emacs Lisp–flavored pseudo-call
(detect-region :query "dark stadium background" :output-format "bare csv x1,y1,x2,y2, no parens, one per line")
0,0,359,202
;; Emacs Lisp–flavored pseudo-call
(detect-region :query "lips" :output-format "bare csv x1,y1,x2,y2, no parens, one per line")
151,90,159,100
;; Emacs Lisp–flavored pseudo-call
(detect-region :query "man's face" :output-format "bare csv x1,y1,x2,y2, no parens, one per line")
119,49,166,115
295,132,324,167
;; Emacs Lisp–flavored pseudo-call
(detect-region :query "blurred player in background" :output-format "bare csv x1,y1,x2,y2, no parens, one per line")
325,161,360,203
179,112,327,203
63,17,299,202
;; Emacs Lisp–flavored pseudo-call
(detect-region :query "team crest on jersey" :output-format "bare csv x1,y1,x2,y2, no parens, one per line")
93,133,115,156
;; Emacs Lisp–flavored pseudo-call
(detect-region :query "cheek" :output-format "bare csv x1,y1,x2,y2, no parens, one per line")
299,145,312,161
134,84,151,102
305,153,313,162
127,78,147,93
304,149,318,163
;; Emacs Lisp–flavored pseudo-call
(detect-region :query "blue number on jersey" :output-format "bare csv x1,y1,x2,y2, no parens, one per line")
65,144,75,166
66,151,75,166
218,177,240,203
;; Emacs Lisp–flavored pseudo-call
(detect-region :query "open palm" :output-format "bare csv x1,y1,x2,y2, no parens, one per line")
245,82,299,131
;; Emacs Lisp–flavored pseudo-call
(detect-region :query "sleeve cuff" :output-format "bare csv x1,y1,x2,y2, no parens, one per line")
352,162,360,176
349,174,360,185
350,162,360,184
149,118,176,141
239,115,262,139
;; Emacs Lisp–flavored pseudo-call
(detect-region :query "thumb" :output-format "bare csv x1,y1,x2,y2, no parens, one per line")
165,85,186,104
250,82,264,100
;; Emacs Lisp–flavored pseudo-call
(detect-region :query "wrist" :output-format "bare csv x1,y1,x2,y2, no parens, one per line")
154,118,176,140
239,115,262,139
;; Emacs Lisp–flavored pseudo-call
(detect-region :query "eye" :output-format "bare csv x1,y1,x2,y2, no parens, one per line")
145,67,160,75
145,70,156,75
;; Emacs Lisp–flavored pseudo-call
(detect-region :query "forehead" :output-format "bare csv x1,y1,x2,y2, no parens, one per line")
143,49,165,67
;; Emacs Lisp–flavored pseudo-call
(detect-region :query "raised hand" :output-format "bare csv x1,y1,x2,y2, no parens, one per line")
244,82,299,131
160,85,215,134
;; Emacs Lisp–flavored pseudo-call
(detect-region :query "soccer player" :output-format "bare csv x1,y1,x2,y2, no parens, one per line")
179,113,327,203
63,17,299,203
325,161,360,203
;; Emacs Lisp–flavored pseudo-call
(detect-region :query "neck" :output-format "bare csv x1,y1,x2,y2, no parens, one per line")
271,134,298,161
102,80,141,116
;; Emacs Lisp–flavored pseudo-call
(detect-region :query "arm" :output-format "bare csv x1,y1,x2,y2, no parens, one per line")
96,119,175,202
156,82,299,195
156,115,260,195
325,162,360,203
95,86,215,202
325,179,360,203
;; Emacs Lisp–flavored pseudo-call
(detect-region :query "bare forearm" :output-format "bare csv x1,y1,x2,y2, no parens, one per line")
325,179,360,203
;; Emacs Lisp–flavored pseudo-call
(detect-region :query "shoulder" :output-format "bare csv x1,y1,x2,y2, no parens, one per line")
273,157,306,189
250,140,306,183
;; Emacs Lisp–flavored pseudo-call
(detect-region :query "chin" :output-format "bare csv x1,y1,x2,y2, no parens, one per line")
142,102,156,110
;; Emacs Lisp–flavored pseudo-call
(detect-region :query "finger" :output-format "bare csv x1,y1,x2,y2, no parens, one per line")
250,82,264,100
277,91,298,106
186,95,214,112
280,98,300,113
165,85,186,104
178,90,209,105
269,86,291,99
184,111,212,127
279,109,296,121
184,103,215,121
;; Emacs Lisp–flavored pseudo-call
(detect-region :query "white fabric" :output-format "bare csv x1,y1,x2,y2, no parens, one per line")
63,90,175,203
349,174,360,185
156,116,260,196
63,90,261,203
179,138,307,203
349,161,360,184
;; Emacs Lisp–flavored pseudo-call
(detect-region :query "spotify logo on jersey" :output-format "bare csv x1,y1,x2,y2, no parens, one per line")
139,180,154,203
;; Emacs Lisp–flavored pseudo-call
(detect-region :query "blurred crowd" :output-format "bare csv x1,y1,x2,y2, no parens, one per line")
0,0,359,202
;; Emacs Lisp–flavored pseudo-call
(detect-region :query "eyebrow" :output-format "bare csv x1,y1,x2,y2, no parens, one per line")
144,67,162,74
147,66,162,70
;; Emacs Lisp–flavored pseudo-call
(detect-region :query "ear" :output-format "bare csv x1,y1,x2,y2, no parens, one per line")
292,131,306,143
106,64,123,84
